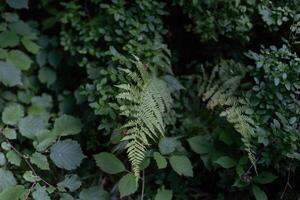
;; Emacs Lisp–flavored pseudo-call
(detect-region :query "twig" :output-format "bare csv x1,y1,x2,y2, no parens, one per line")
280,167,292,200
141,170,145,200
24,182,37,200
5,139,55,188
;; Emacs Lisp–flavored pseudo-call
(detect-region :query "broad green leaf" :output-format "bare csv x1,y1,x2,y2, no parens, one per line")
214,156,236,168
0,153,6,166
118,173,138,197
18,115,45,140
21,37,39,54
0,61,22,87
58,175,81,192
6,150,21,166
32,184,50,200
30,152,50,170
50,139,85,170
159,137,177,155
252,185,268,200
79,186,109,200
7,50,32,71
38,67,56,86
94,152,125,174
9,21,34,38
6,0,29,9
155,188,173,200
0,185,25,200
169,155,193,177
0,31,19,48
3,128,17,140
187,136,211,154
33,130,57,152
153,152,167,169
60,193,74,200
36,51,47,67
0,169,16,192
23,171,40,183
253,172,277,184
2,104,24,125
53,115,82,136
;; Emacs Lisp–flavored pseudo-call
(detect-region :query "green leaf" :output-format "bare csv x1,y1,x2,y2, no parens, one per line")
0,61,22,87
53,115,82,136
38,67,56,86
159,137,177,155
60,193,74,200
153,152,167,169
30,152,50,170
79,186,109,200
23,171,40,183
187,136,211,154
18,115,45,140
0,185,25,200
253,172,278,184
50,139,85,170
169,155,193,177
6,0,29,9
252,185,268,200
58,175,81,192
7,50,32,71
0,31,19,48
32,184,50,200
6,150,21,166
118,173,138,197
0,153,6,166
21,37,40,54
2,104,24,125
94,152,125,174
3,127,17,140
214,156,236,168
0,169,16,192
155,188,173,200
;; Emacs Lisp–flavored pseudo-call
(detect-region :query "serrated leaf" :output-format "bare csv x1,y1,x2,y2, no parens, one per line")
0,185,25,200
2,104,24,125
3,127,17,140
169,155,193,177
21,37,39,54
6,0,28,9
79,186,109,200
253,172,277,184
158,137,177,155
53,115,82,136
0,169,16,192
50,139,85,170
153,152,167,169
32,184,50,200
94,152,125,174
6,150,21,166
0,61,22,87
30,152,50,170
7,50,32,71
155,188,173,200
23,171,40,183
18,115,45,140
252,185,267,200
38,67,56,86
0,31,19,48
58,175,81,192
214,156,236,168
187,136,211,154
118,173,138,197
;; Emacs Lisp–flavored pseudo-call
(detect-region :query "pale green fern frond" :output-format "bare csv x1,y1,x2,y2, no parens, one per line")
117,57,173,178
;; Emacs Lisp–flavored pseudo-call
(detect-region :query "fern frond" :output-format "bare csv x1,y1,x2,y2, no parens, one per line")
117,57,173,178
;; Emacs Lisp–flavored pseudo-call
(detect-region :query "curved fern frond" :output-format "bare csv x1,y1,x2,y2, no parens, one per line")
117,57,173,178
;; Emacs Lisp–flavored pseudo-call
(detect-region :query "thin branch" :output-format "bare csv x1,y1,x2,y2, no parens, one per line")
141,170,145,200
24,182,36,200
280,167,292,200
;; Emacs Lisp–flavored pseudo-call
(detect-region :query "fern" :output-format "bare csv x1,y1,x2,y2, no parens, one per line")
200,60,257,171
117,57,172,178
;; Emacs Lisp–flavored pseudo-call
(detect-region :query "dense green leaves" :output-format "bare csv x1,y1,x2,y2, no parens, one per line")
0,185,25,200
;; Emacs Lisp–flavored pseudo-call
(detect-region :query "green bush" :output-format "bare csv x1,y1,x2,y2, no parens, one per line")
0,0,300,199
